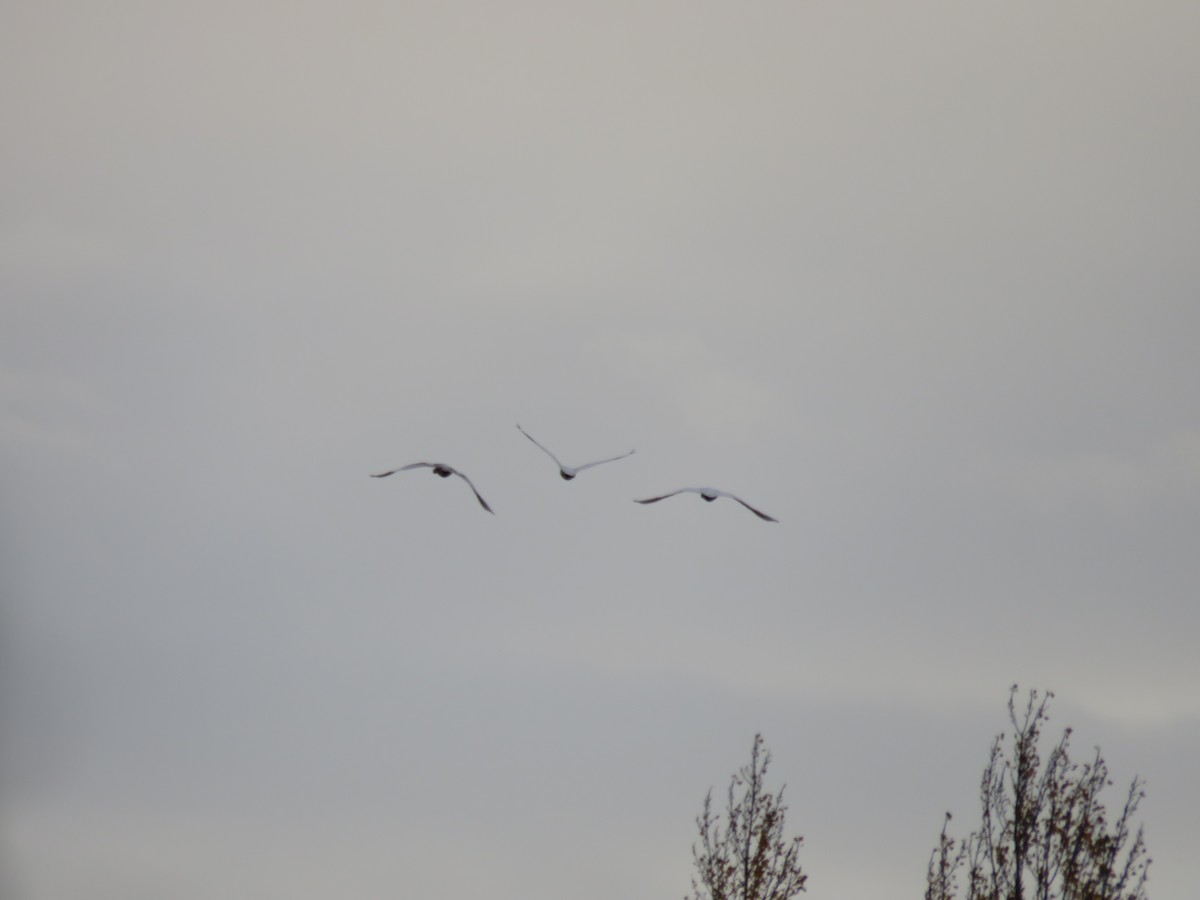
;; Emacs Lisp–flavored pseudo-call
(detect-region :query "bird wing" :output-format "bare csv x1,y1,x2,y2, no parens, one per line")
633,488,688,504
516,425,565,469
572,448,636,472
726,493,779,522
450,469,495,514
369,462,433,478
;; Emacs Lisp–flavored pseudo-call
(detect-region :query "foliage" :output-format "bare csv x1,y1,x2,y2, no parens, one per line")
687,733,808,900
926,687,1151,900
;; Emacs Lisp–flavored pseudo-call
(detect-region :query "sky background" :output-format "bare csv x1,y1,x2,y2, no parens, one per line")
2,2,1198,898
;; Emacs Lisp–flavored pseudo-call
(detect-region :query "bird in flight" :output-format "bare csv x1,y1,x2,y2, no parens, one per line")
633,487,778,522
516,424,635,481
370,462,494,514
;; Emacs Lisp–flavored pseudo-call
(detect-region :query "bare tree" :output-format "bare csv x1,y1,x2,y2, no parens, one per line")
688,734,807,900
926,686,1151,900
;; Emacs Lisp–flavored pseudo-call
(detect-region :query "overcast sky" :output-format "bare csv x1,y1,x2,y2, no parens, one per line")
2,2,1198,898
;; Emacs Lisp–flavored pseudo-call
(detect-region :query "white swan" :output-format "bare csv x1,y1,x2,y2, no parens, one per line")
633,487,777,522
516,424,635,481
370,462,494,514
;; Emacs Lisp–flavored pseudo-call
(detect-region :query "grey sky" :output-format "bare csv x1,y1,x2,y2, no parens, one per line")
3,2,1198,898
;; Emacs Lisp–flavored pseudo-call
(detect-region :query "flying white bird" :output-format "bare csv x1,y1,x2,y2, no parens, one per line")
633,487,778,522
370,462,494,514
516,424,635,481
